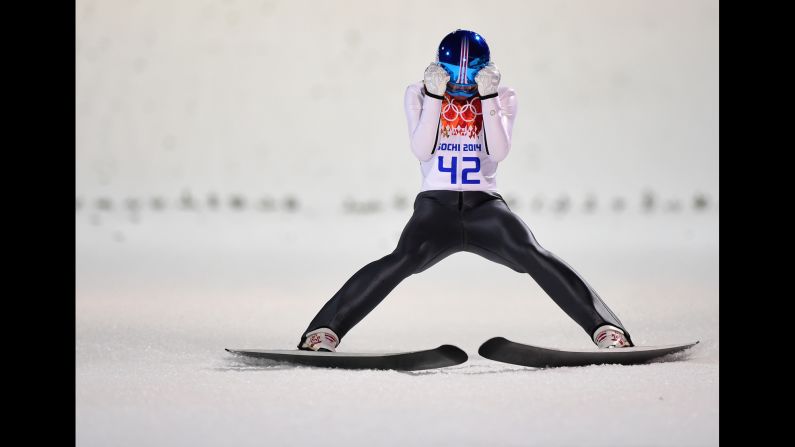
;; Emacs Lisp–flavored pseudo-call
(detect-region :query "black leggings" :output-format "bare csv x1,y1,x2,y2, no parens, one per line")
299,190,632,347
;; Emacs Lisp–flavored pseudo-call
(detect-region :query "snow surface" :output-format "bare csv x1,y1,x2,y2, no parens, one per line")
76,205,718,446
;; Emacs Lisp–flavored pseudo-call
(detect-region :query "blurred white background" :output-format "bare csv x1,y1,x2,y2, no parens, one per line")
76,0,718,212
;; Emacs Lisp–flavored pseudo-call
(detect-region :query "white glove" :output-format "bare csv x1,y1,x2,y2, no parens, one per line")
423,63,450,97
474,62,501,97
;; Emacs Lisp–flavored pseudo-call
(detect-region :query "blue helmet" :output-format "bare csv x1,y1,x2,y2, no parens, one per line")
436,29,490,87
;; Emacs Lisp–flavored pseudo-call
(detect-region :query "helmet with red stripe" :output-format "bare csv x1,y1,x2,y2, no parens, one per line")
436,29,490,88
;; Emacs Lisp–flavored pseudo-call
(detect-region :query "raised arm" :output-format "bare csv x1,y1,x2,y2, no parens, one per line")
479,86,518,162
475,63,518,162
404,84,443,162
404,63,450,162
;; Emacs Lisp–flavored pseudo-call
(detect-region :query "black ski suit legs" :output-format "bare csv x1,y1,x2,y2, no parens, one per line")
299,190,632,348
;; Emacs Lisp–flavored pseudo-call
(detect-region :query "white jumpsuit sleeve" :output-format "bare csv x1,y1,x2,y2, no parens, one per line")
404,82,443,162
479,87,518,162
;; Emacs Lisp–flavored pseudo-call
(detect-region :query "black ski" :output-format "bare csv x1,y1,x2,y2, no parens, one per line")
478,337,699,368
225,344,468,371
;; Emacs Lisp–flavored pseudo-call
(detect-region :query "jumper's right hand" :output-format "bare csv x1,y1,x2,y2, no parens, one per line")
423,63,449,97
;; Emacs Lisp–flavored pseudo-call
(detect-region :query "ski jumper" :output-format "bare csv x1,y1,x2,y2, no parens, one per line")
299,83,632,347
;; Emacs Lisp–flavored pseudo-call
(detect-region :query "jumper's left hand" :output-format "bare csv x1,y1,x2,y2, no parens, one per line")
475,62,501,97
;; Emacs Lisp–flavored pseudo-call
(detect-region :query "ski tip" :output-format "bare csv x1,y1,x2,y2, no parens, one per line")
478,337,509,356
437,344,469,363
665,341,699,351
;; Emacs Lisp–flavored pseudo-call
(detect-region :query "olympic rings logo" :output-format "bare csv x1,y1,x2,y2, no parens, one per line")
442,97,482,123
